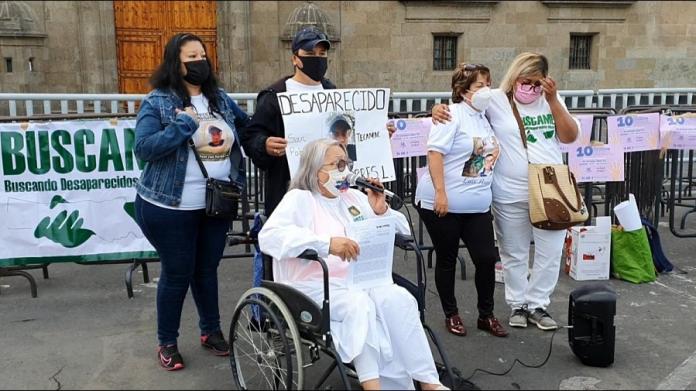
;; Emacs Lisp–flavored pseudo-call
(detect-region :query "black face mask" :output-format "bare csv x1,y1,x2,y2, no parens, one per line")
183,60,210,85
297,56,328,82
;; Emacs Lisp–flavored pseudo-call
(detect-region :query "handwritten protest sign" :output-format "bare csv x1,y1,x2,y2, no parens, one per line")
278,88,395,181
608,113,660,152
560,114,593,153
568,144,624,183
660,115,696,150
389,117,430,158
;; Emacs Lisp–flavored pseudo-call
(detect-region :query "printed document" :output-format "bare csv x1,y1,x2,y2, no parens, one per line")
346,217,396,290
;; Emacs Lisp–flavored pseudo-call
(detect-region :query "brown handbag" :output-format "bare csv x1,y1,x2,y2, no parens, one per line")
508,94,588,230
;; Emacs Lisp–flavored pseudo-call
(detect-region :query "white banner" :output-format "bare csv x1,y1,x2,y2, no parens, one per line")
278,88,396,181
0,119,156,265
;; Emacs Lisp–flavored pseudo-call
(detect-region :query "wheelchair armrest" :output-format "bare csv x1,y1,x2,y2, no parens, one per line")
297,249,319,260
295,248,331,333
395,233,415,250
228,235,254,246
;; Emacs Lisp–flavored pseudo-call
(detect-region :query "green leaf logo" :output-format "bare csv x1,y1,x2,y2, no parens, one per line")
123,201,137,223
34,195,95,248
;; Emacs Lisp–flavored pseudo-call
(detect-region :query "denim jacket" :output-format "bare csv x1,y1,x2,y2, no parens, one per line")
134,88,249,206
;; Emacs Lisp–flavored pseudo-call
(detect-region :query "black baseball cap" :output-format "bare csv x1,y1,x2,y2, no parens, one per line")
292,27,331,53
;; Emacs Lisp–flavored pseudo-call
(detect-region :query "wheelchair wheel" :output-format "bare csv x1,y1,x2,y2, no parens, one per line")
229,287,304,390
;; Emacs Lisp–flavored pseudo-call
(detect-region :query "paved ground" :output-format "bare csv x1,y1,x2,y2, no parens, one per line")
2,206,696,390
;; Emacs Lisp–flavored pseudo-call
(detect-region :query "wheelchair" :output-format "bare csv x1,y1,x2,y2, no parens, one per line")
227,224,457,390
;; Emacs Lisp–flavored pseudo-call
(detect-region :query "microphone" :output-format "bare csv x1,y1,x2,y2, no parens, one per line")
346,173,396,199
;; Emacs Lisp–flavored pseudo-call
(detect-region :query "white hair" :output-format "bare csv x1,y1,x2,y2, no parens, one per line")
289,138,342,193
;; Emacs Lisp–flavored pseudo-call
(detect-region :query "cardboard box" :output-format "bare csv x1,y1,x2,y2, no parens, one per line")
564,217,612,281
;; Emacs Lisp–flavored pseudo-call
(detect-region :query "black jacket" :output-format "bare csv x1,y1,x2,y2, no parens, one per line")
240,76,337,216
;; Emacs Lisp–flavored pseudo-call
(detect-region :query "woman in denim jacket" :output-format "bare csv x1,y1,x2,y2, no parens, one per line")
134,33,249,371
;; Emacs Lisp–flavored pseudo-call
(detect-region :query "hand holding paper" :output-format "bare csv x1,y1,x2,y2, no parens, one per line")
346,217,396,290
329,237,360,262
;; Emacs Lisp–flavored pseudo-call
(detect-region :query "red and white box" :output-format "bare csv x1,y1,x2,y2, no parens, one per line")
564,217,612,281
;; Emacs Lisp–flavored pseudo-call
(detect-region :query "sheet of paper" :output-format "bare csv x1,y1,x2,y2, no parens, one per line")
390,117,431,158
608,113,660,152
568,144,625,183
346,217,396,290
660,115,696,150
560,114,593,153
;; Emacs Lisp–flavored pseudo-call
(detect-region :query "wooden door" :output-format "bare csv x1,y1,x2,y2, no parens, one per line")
114,1,218,94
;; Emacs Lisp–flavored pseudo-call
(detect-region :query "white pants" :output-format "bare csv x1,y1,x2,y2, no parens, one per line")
309,284,440,389
492,201,567,311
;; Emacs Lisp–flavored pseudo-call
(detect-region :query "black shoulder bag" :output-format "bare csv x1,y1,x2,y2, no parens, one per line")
189,140,242,220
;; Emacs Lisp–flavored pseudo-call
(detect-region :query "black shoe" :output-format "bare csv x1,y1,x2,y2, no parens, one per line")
158,344,184,371
200,330,230,356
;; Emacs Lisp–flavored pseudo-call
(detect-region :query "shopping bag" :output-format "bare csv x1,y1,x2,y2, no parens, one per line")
610,226,656,283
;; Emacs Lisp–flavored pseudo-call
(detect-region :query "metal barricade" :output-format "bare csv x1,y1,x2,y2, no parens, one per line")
567,108,617,224
661,107,696,238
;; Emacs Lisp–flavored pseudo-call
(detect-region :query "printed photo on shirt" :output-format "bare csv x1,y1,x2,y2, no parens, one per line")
192,112,234,161
462,136,500,178
326,112,358,162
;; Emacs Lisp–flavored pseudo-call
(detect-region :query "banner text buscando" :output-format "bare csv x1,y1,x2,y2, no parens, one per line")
1,127,144,176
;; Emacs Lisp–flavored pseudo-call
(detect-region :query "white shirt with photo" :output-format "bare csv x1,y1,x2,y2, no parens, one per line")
178,94,236,209
415,101,500,214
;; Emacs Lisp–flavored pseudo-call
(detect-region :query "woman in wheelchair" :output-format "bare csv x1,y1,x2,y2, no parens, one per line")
259,139,448,390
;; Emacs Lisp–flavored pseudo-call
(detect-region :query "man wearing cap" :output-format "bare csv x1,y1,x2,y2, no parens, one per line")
240,26,336,216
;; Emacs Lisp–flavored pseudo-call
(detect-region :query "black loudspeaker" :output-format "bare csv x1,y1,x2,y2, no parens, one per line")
568,283,617,367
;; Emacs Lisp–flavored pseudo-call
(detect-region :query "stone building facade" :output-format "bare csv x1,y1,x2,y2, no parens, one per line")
1,0,694,95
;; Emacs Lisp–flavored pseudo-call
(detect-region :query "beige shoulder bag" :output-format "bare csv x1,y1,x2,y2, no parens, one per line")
508,94,589,230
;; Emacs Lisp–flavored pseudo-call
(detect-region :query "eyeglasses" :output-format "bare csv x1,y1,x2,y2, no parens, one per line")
322,159,353,172
519,80,542,93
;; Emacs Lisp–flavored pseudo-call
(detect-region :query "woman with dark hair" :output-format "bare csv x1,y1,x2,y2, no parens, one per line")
432,53,579,331
133,32,249,371
415,63,507,338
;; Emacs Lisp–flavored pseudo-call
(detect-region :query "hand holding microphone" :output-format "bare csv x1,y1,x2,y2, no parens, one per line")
346,173,402,213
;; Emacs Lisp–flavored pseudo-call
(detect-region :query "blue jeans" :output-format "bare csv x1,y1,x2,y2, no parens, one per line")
135,195,230,346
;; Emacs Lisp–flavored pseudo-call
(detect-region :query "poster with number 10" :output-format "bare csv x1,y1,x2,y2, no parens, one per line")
608,113,661,152
568,144,625,183
560,114,594,153
660,115,696,150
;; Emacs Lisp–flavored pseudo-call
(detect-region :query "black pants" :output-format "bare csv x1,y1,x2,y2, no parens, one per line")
417,206,498,319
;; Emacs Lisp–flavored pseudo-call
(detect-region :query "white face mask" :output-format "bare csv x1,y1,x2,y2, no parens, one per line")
467,86,492,112
321,168,349,197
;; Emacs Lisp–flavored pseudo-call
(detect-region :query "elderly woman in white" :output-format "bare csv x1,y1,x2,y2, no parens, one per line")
259,139,447,391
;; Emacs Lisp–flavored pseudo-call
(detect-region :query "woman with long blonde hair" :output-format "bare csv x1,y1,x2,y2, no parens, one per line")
432,52,579,331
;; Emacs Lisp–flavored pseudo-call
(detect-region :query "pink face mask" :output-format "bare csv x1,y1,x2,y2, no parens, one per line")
514,81,543,104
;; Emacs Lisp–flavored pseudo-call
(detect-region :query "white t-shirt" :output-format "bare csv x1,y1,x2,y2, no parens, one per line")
285,78,324,92
415,102,500,213
142,95,236,210
486,89,578,204
175,94,236,209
